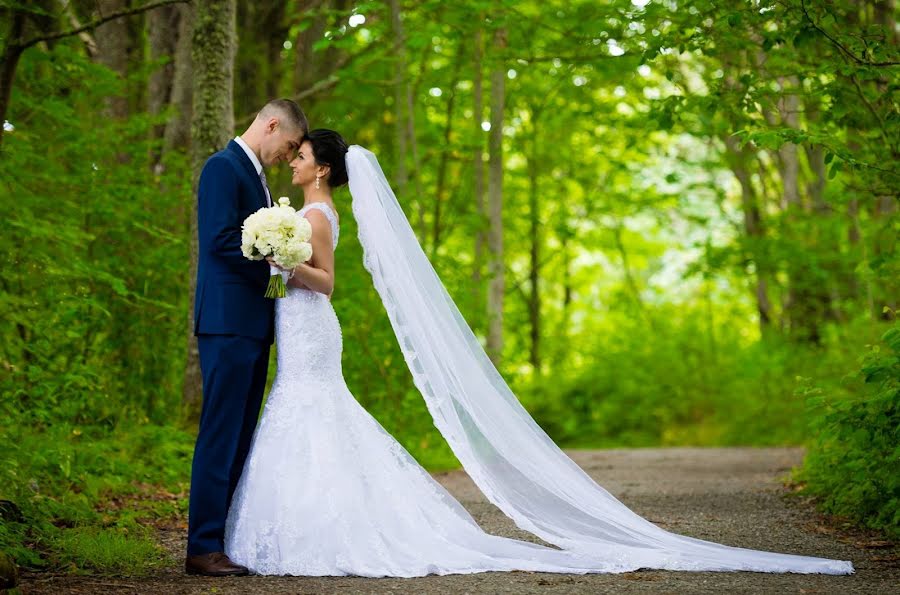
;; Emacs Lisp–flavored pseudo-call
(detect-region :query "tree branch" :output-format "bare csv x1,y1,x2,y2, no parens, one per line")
17,0,189,51
235,75,341,127
512,52,637,64
849,73,893,150
800,0,899,67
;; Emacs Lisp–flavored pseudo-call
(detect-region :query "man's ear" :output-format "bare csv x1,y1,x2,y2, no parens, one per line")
266,117,279,133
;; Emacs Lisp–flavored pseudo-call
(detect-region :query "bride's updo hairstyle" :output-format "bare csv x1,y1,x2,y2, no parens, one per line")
305,129,350,188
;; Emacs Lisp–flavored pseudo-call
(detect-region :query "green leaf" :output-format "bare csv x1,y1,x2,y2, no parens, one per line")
828,160,843,179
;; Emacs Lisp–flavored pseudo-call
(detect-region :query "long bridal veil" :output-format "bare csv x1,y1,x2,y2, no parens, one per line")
345,145,853,575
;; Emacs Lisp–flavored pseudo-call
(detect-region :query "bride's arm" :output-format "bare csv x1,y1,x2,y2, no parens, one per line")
286,209,334,296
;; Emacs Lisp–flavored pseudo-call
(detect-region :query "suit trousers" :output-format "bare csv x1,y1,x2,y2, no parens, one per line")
187,334,270,555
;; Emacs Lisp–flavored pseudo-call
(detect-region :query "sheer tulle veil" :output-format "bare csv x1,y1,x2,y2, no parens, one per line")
344,145,853,575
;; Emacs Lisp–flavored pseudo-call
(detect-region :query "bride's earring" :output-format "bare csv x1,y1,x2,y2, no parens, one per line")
315,176,320,190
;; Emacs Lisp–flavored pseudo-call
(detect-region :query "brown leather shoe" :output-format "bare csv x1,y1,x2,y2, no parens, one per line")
185,552,250,576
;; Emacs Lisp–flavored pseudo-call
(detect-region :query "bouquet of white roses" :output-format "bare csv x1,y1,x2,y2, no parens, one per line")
241,197,313,298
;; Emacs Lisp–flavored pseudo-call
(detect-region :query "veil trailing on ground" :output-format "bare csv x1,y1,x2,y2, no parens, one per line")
345,145,853,575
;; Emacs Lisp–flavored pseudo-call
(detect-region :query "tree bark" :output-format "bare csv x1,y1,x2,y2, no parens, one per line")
486,26,506,365
263,3,287,101
0,10,26,149
768,84,801,210
93,0,131,119
235,1,287,116
162,3,193,155
430,42,463,256
184,0,236,419
148,3,180,164
406,61,425,241
772,76,829,343
389,0,409,202
556,202,573,369
724,135,773,334
293,1,329,92
471,24,487,331
527,135,541,374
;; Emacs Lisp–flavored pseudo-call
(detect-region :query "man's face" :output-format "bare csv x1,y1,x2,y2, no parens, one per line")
259,117,303,168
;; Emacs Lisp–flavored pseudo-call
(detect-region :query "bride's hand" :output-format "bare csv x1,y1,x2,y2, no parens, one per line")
265,256,286,270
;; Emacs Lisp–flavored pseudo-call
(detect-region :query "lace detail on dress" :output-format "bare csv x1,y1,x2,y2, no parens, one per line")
221,203,640,577
299,202,339,250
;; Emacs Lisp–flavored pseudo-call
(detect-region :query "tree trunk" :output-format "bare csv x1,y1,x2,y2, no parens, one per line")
776,89,801,210
0,9,26,149
292,0,352,119
430,42,463,257
184,0,236,420
293,0,330,93
874,0,897,45
407,64,425,241
486,26,506,365
235,1,287,116
263,4,287,101
389,0,409,202
527,143,541,374
471,24,486,331
148,4,180,165
94,0,131,120
162,3,193,155
773,77,829,343
556,203,573,369
724,135,772,334
525,102,544,374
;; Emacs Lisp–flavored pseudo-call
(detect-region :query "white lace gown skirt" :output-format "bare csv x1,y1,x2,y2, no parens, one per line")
223,287,851,577
223,288,639,577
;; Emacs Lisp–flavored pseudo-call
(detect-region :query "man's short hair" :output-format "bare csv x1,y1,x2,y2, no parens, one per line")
258,99,308,135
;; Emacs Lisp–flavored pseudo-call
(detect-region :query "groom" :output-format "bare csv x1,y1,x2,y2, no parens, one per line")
187,99,308,576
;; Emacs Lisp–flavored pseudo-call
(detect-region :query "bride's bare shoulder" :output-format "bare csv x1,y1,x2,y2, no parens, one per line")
303,208,333,235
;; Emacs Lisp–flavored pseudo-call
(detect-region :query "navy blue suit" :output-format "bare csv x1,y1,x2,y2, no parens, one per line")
188,140,274,556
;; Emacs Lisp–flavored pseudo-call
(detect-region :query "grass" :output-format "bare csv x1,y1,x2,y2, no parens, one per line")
51,526,170,575
0,422,193,576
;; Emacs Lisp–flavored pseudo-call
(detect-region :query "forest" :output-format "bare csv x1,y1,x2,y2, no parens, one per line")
0,0,897,579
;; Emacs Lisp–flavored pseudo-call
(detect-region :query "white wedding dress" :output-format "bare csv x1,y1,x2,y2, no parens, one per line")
225,202,619,576
224,150,854,577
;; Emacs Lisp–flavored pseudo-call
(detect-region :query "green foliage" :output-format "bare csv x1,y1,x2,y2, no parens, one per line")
51,527,169,575
0,45,193,573
797,321,900,539
0,43,192,430
521,307,885,449
0,420,193,572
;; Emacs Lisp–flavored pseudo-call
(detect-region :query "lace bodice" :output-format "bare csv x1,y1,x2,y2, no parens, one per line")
298,202,339,250
270,208,342,390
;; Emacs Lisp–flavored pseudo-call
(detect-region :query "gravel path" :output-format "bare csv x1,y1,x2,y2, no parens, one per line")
19,447,899,594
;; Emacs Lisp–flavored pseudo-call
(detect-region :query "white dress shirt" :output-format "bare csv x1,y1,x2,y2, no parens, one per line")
234,135,262,174
234,136,271,206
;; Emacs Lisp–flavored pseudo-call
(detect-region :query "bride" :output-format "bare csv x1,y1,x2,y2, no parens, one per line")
223,129,854,577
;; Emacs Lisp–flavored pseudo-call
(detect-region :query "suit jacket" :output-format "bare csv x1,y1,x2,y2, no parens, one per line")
193,140,275,343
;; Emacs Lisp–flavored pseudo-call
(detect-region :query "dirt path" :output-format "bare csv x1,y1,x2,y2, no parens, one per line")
19,447,899,594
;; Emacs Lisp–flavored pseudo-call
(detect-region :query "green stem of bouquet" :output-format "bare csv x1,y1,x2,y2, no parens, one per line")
265,274,286,298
